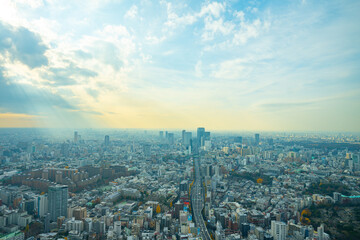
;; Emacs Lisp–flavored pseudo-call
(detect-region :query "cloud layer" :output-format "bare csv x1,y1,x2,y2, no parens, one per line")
0,0,359,131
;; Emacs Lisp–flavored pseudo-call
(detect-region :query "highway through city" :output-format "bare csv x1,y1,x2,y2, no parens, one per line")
190,157,211,240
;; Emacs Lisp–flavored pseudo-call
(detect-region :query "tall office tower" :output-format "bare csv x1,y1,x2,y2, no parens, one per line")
48,185,68,221
255,133,260,145
143,144,151,157
60,143,69,157
353,154,359,171
44,213,51,233
271,221,286,240
241,223,250,238
37,194,48,217
181,130,186,144
174,201,183,219
114,221,122,236
184,132,192,146
167,133,174,145
104,135,110,146
197,127,205,146
203,131,211,147
159,131,164,139
235,136,243,144
74,131,78,143
204,131,210,140
317,224,324,240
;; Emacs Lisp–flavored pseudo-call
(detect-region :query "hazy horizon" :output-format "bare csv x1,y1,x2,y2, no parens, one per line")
0,0,359,131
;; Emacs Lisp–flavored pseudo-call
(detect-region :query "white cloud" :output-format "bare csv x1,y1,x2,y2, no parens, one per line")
199,2,226,18
234,10,245,21
232,19,264,45
202,16,235,41
101,24,130,38
125,5,138,19
145,35,167,44
164,2,197,29
211,58,246,80
14,0,44,9
195,61,203,78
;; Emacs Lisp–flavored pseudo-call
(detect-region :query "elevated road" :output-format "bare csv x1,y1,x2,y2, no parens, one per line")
190,157,211,240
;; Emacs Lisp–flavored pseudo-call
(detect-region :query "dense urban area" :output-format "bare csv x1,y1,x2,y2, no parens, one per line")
0,128,359,240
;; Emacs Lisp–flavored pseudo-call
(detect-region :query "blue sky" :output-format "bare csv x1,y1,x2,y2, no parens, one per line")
0,0,359,131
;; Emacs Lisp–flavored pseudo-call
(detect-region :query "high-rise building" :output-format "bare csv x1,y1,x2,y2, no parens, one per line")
159,131,164,139
317,224,324,240
241,223,250,238
167,133,174,145
174,201,183,219
84,218,93,232
48,185,68,221
44,213,51,233
104,135,110,146
37,194,48,217
114,221,122,236
235,136,243,144
255,133,260,145
25,199,35,215
184,132,192,146
271,221,286,240
182,130,186,144
74,131,78,143
73,207,87,220
143,144,151,157
204,131,210,141
197,127,205,146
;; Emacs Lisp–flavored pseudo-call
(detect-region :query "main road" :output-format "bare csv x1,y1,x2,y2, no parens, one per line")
190,157,211,240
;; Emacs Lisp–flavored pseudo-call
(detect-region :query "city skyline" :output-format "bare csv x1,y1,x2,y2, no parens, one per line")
0,127,359,239
0,0,359,131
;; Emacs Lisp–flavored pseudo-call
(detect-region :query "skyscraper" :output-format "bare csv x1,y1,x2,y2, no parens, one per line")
37,194,48,217
204,131,210,141
197,127,205,146
255,133,260,145
48,185,68,221
271,221,286,240
317,224,324,240
184,132,192,146
167,133,174,145
104,135,110,146
74,131,78,143
235,136,243,144
143,144,151,157
181,130,186,144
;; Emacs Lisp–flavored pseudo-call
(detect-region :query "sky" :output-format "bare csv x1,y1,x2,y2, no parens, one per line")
0,0,359,131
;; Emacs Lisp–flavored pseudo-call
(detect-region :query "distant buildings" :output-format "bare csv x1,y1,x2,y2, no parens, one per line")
0,128,355,239
196,127,211,149
104,135,110,146
74,131,78,143
255,133,260,146
197,127,205,147
167,133,174,145
183,132,192,147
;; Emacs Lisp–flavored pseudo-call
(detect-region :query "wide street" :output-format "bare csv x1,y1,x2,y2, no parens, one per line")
190,157,211,240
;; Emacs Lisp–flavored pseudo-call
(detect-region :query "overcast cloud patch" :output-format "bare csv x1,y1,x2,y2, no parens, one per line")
0,21,48,68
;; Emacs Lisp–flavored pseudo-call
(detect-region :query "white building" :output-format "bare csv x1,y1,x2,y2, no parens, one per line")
271,221,287,240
